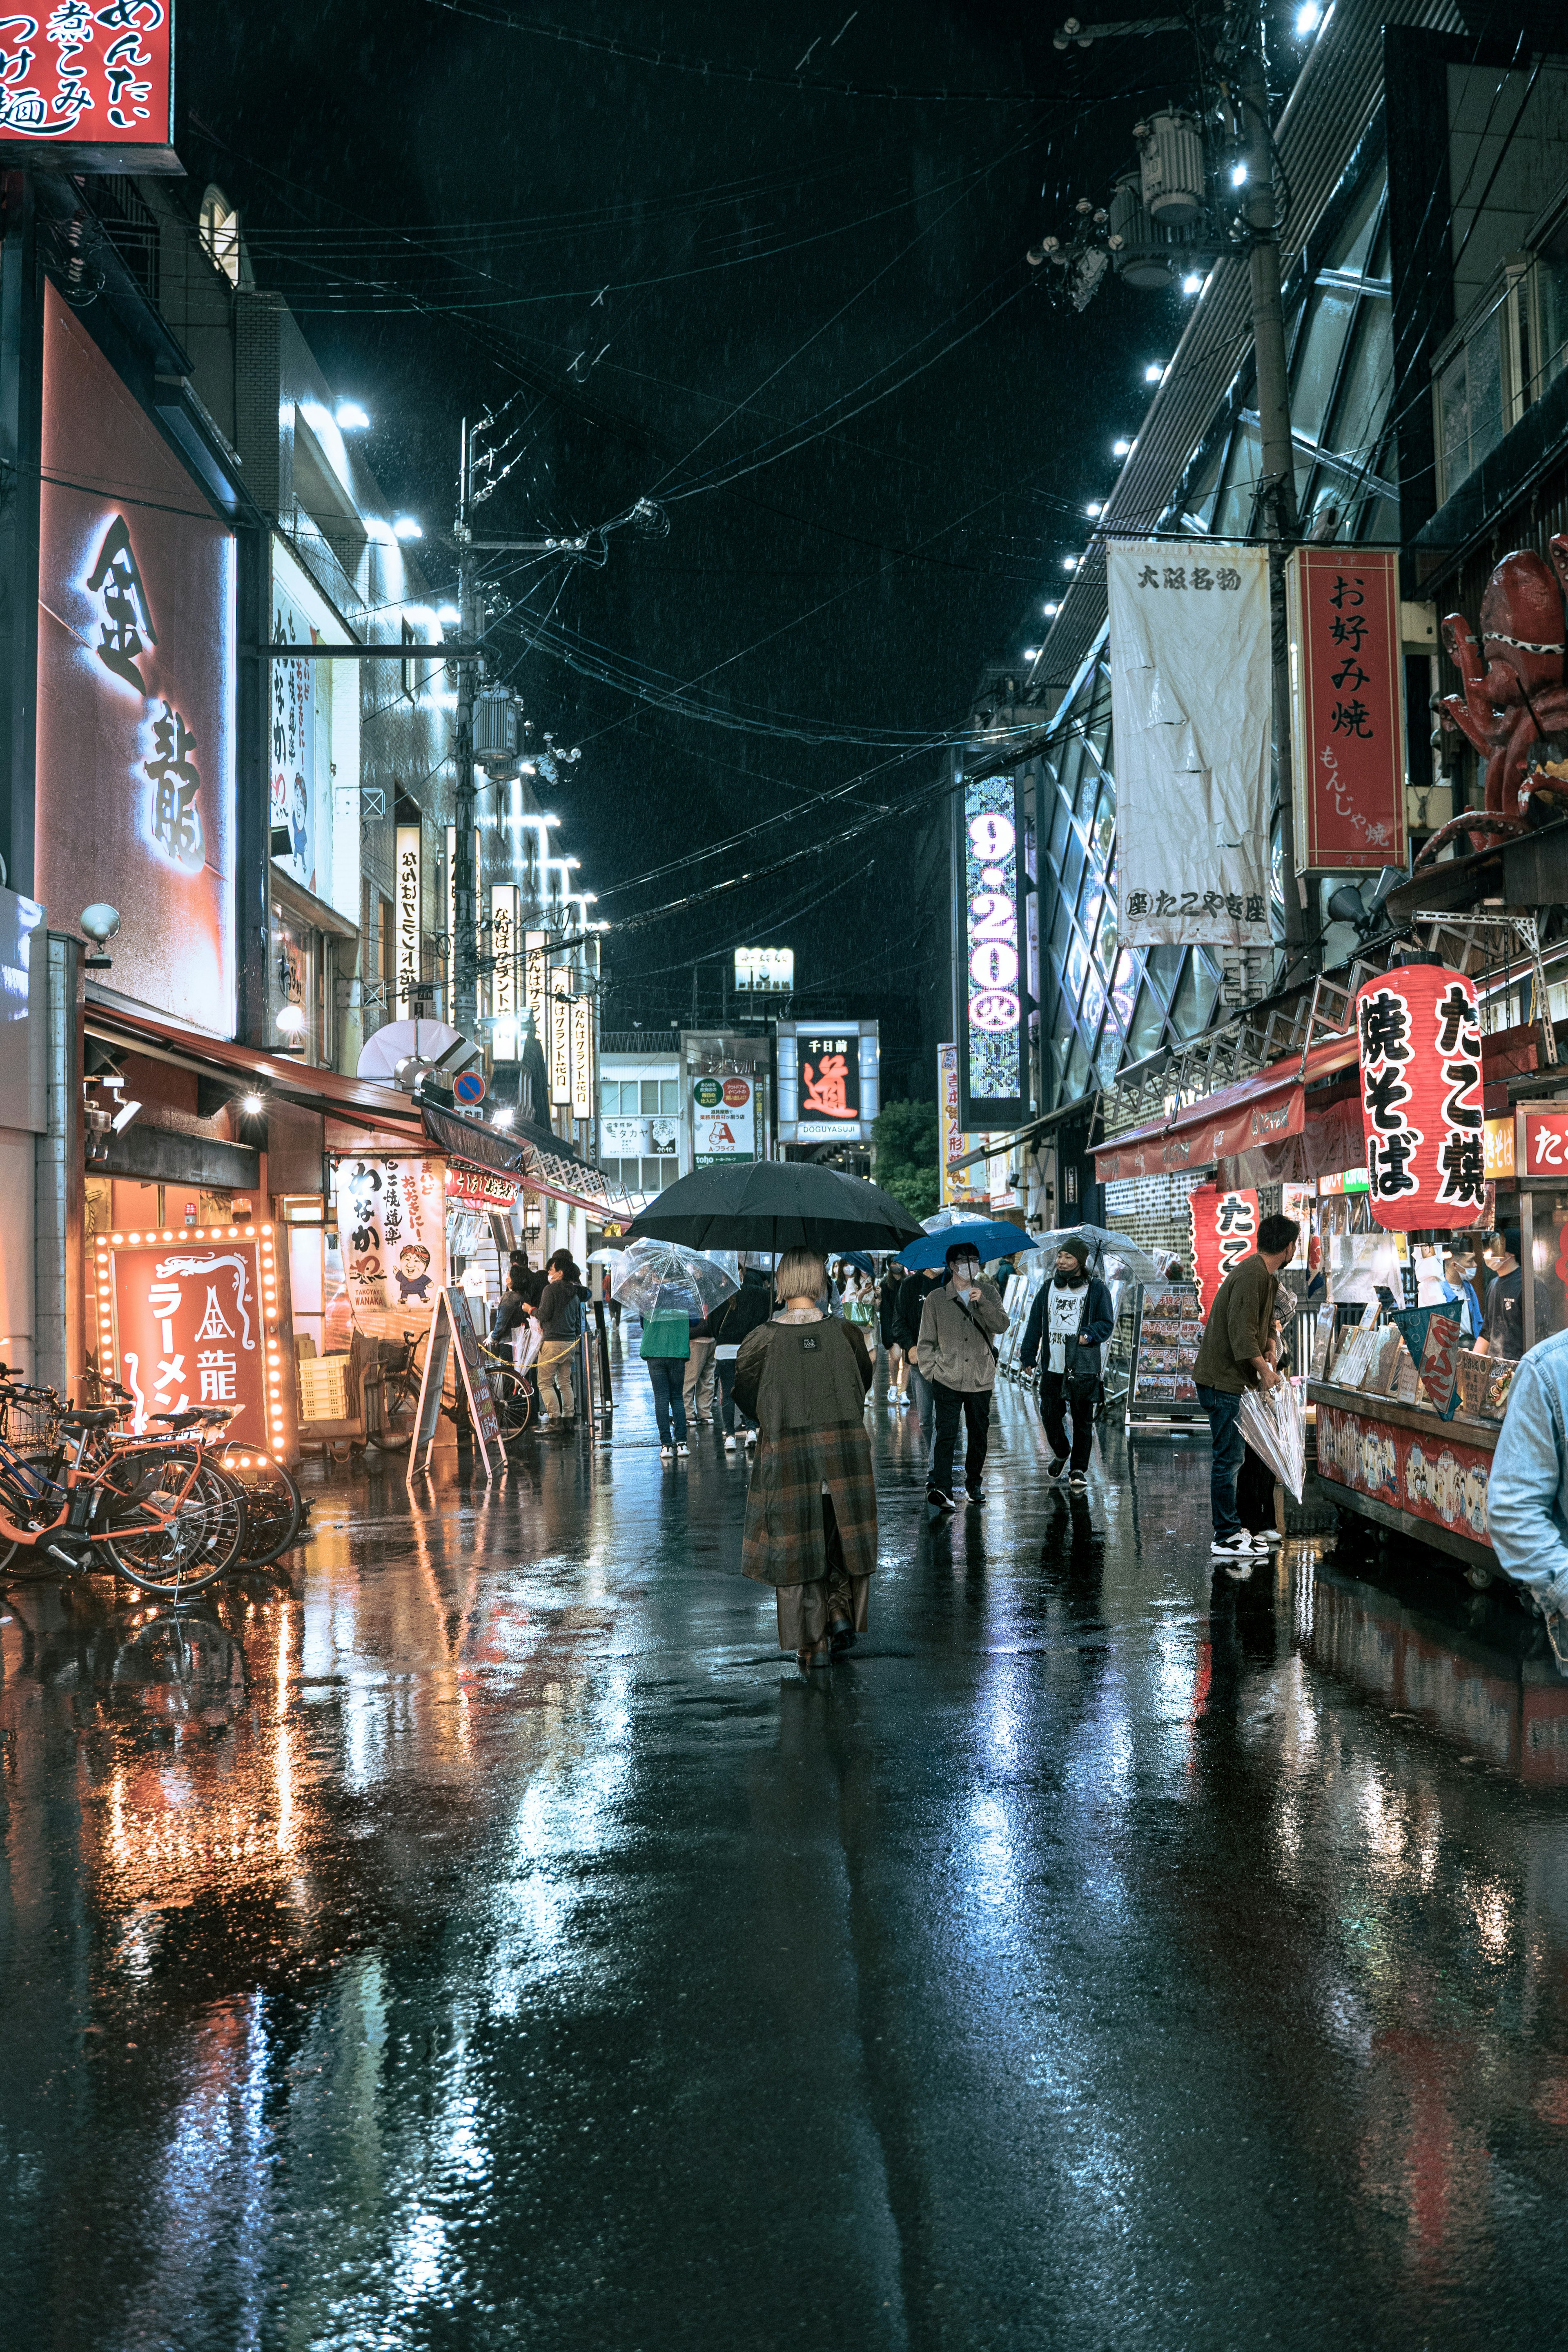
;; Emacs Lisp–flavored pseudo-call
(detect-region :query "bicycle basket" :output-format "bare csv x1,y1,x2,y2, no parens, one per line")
0,1388,62,1457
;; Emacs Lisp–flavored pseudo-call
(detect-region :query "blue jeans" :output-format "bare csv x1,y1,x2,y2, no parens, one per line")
1198,1383,1245,1539
646,1357,688,1446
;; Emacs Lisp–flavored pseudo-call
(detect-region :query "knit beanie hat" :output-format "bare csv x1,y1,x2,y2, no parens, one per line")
1057,1235,1089,1270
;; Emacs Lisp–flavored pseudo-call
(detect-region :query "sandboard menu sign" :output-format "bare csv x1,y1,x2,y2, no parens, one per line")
405,1285,503,1485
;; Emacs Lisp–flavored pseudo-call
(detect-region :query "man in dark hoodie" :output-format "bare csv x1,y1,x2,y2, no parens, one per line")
1019,1236,1116,1487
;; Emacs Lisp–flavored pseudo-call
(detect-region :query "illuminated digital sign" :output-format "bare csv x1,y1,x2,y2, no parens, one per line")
36,283,236,1037
958,772,1028,1133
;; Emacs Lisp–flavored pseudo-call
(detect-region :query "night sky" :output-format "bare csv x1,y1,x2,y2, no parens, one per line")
182,0,1201,1093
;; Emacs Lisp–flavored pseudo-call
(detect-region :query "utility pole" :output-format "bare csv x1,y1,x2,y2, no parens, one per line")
1233,17,1309,964
452,417,478,1038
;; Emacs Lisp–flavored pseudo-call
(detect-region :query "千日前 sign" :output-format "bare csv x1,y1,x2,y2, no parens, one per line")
0,3,177,168
1287,548,1407,873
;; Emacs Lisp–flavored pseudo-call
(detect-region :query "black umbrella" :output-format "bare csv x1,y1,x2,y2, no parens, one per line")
625,1160,922,1254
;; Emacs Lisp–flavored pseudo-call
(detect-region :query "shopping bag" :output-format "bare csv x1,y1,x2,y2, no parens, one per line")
514,1318,543,1377
1238,1378,1306,1503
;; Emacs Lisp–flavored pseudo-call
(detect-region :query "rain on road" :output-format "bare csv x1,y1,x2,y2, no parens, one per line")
4,1357,1568,2350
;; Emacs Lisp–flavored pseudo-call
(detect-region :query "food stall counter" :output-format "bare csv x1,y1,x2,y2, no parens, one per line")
1308,1378,1499,1579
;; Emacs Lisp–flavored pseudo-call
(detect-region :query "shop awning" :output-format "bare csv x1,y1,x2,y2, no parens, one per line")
85,996,426,1141
1091,1033,1360,1183
946,1093,1101,1173
418,1096,637,1224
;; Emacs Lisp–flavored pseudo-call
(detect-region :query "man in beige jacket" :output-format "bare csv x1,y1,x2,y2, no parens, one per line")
917,1238,1010,1511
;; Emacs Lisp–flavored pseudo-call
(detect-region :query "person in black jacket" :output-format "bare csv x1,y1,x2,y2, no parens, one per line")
878,1263,909,1405
708,1267,773,1451
895,1263,943,1461
1019,1237,1116,1486
535,1251,587,1426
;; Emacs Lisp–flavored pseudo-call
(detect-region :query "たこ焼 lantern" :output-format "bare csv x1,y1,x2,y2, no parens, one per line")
1354,964,1485,1233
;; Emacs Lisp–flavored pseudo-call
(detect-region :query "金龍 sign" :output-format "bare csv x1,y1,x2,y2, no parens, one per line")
0,1,177,167
1107,539,1272,951
958,771,1027,1133
693,1074,756,1167
94,1223,292,1460
36,283,236,1036
1287,548,1406,872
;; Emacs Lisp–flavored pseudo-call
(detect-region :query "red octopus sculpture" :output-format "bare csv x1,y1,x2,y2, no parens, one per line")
1437,538,1568,844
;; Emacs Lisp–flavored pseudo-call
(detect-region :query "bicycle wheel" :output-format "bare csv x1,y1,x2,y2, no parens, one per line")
96,1452,247,1597
217,1447,305,1567
374,1371,419,1452
0,1537,56,1582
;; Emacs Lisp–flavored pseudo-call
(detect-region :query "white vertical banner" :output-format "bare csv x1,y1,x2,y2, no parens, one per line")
523,930,547,1055
570,995,593,1120
1106,539,1273,950
491,884,519,1058
549,975,572,1105
394,824,421,1009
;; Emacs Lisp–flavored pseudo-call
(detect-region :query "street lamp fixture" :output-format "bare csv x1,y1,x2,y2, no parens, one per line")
336,401,370,430
393,516,423,541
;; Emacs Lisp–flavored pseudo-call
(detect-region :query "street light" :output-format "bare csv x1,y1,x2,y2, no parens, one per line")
336,401,370,430
393,516,423,541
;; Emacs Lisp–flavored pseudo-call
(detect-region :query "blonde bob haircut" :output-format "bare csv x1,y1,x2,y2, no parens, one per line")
774,1247,828,1303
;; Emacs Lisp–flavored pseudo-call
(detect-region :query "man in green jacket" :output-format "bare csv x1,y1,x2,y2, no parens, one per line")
1193,1212,1299,1570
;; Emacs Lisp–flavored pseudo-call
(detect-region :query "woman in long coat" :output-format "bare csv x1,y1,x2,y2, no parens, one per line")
732,1247,877,1670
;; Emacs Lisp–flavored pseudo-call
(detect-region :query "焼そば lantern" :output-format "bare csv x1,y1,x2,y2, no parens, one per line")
1354,963,1485,1232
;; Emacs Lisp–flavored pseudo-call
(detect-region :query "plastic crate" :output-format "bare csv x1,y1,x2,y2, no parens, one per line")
298,1354,352,1424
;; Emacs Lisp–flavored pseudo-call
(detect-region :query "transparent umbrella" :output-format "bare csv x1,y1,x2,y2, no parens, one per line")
608,1240,739,1320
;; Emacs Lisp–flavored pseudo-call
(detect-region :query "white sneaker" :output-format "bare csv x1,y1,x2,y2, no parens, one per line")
659,1445,674,1461
676,1443,688,1457
744,1430,757,1449
724,1434,736,1452
1251,1528,1282,1551
1211,1530,1255,1561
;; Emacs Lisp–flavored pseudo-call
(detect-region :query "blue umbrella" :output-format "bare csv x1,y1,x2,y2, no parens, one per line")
897,1220,1039,1272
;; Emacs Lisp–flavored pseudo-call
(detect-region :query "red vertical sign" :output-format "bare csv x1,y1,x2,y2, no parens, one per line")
1189,1185,1259,1315
102,1234,274,1446
0,4,176,161
1288,548,1406,871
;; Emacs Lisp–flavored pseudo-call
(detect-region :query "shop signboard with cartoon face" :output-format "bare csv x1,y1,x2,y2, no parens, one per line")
331,1157,447,1323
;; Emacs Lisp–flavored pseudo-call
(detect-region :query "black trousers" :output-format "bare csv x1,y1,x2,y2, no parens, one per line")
1039,1370,1095,1471
1237,1441,1277,1535
930,1382,991,1493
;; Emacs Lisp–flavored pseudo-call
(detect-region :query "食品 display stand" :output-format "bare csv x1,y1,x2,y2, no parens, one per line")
406,1286,503,1486
1125,1279,1207,1432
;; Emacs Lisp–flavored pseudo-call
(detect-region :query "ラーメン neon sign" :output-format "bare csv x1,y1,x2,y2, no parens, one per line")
958,770,1028,1130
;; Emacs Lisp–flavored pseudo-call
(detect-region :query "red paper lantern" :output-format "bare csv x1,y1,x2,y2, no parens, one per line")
1189,1184,1260,1313
1354,962,1486,1232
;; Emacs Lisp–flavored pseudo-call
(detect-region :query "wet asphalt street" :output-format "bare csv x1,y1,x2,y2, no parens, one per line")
6,1347,1568,2352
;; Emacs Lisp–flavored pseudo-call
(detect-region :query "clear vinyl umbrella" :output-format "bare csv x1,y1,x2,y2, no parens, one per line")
608,1239,739,1320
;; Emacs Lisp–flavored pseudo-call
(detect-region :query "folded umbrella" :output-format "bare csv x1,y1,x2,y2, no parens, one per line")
1238,1379,1307,1503
608,1240,739,1321
625,1160,922,1254
898,1220,1039,1272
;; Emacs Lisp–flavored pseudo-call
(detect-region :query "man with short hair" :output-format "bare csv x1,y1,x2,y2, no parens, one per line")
1473,1231,1548,1363
917,1240,1010,1512
895,1260,943,1464
1193,1212,1299,1572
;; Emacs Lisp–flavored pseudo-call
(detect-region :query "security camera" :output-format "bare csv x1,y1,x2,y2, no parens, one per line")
80,903,120,971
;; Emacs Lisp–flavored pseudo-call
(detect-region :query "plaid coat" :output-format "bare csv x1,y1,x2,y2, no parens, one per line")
733,1317,877,1586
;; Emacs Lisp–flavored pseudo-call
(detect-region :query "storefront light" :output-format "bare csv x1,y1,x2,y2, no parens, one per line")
393,517,423,541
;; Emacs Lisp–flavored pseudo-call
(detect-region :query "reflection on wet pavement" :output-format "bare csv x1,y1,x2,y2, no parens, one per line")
4,1354,1568,2349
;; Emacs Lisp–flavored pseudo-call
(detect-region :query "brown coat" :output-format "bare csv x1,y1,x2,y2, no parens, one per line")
1193,1253,1278,1394
732,1315,876,1586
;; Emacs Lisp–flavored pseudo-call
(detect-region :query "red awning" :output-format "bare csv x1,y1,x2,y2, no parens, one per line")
85,996,426,1140
1092,1033,1359,1183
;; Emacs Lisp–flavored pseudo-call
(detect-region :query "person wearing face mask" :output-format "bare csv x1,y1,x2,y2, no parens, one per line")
1473,1232,1548,1363
1018,1236,1116,1486
916,1240,1010,1512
